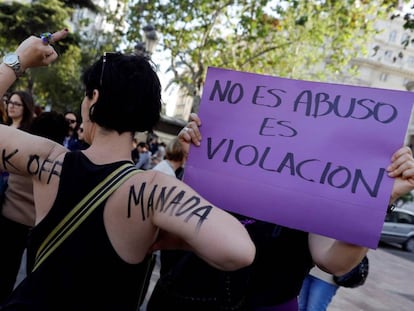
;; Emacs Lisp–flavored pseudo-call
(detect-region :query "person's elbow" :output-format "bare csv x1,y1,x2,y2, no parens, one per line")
215,239,256,271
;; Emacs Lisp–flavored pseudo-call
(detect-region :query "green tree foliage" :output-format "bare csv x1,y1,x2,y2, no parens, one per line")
0,0,127,113
62,0,98,12
0,0,70,49
128,0,400,113
31,45,84,113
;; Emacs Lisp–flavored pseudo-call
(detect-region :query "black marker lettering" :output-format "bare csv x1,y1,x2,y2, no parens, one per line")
2,149,19,171
155,186,177,212
184,206,213,232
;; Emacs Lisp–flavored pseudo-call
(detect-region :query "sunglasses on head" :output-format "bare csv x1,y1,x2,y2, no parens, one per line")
100,52,122,88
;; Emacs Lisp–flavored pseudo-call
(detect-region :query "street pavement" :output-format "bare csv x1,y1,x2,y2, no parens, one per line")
15,246,414,310
328,247,414,311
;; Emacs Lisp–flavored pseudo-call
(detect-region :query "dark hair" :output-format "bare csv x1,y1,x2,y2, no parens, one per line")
0,99,6,124
137,142,148,149
64,111,78,122
7,91,35,131
64,111,80,139
82,53,161,134
30,111,68,144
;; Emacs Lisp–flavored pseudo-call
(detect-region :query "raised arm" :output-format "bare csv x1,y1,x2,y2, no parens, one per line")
1,30,68,99
0,30,69,178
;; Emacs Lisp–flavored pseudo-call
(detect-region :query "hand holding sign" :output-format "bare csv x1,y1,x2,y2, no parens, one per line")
184,67,414,248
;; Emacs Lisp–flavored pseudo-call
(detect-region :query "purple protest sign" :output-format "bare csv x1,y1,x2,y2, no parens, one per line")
183,67,414,248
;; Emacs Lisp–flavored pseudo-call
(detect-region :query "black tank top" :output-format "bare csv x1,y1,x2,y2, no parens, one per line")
245,218,313,306
1,151,150,311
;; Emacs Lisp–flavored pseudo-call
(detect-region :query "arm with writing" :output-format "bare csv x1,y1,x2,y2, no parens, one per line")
0,30,69,177
147,170,256,271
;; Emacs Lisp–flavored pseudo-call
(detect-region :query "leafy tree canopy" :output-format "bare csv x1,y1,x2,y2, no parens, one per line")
0,0,127,114
128,0,401,113
62,0,98,12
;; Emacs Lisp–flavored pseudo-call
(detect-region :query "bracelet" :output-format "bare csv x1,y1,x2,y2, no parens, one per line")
387,203,397,214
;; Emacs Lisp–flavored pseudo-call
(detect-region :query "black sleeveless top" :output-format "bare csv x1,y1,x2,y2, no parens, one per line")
244,218,313,306
147,215,313,310
1,151,150,311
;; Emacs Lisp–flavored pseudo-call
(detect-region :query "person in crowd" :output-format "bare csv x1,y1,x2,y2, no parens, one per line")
0,90,36,302
76,122,90,150
298,266,339,311
30,111,69,144
33,104,43,118
140,137,188,310
0,30,255,311
5,90,35,131
146,113,414,311
299,255,369,311
152,138,186,177
0,95,7,124
0,110,68,303
135,141,152,170
147,133,159,156
151,141,166,167
131,137,140,164
63,111,82,150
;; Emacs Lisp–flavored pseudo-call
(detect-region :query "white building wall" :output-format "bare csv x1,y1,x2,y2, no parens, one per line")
334,14,414,147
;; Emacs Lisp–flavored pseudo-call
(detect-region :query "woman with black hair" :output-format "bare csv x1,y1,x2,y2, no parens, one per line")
0,30,255,311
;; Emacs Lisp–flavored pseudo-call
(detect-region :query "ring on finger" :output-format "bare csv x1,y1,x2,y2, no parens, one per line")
40,32,53,45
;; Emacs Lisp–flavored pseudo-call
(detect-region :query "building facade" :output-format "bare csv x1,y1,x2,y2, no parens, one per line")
332,14,414,147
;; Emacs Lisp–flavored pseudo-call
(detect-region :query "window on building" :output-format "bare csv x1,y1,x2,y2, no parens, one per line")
389,30,397,42
379,72,388,81
384,50,393,61
402,33,410,46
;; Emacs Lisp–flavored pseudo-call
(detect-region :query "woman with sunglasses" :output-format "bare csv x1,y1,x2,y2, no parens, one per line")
63,111,83,151
0,30,255,311
76,123,90,150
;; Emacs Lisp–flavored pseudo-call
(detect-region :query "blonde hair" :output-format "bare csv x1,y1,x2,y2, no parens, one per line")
165,137,185,162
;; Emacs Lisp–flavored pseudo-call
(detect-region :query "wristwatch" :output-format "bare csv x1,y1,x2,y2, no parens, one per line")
2,53,24,78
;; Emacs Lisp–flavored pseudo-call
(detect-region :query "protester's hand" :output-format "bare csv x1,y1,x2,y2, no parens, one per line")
388,146,414,202
178,113,202,155
15,29,69,72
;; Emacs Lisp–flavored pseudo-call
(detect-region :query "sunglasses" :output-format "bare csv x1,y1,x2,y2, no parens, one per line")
6,100,23,108
66,118,77,124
